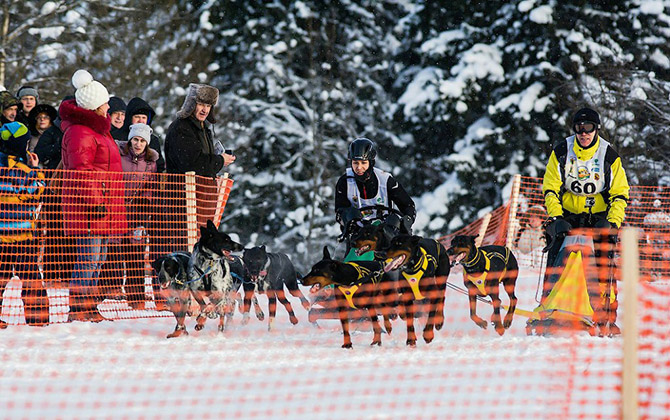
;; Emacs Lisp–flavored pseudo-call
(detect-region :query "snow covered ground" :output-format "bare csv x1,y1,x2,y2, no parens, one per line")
0,265,666,419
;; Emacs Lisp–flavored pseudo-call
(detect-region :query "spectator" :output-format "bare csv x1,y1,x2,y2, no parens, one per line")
642,198,670,281
0,122,48,327
60,69,127,322
16,86,39,126
514,205,546,266
542,107,629,336
1,91,20,125
34,96,77,292
116,97,165,173
164,83,234,176
34,96,72,170
101,123,166,310
108,96,126,142
27,103,57,155
164,84,234,245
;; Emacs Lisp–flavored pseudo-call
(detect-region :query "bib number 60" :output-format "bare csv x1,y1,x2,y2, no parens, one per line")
570,181,596,194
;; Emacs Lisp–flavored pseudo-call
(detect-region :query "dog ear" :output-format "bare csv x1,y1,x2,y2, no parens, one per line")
260,244,266,252
207,219,217,231
200,224,209,239
410,235,421,246
151,257,165,273
323,246,331,260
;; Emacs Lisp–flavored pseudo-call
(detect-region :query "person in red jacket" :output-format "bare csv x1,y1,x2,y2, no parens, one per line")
60,70,127,322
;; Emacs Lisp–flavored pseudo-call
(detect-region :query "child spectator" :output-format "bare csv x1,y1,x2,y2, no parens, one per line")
514,205,546,267
0,122,48,327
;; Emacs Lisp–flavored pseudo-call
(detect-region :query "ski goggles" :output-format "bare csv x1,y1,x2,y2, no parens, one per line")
573,122,597,134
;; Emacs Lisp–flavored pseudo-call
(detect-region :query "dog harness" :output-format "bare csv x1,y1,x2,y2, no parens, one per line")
337,262,382,309
401,247,438,300
462,247,511,295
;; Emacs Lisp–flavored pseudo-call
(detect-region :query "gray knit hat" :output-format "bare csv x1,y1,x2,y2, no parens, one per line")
16,86,39,101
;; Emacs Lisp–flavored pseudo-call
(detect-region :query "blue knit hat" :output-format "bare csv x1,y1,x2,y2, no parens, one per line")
0,121,31,159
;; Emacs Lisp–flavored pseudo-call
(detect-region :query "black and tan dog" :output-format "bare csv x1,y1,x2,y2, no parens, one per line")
301,246,395,348
242,245,310,331
447,235,518,335
351,223,389,256
383,235,450,346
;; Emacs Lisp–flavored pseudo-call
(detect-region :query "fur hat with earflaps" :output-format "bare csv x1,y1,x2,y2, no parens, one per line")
176,83,219,123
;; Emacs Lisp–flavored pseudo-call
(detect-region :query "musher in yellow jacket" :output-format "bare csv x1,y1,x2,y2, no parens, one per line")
542,107,629,335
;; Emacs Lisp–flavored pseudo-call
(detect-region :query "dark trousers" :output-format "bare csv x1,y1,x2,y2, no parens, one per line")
544,211,618,324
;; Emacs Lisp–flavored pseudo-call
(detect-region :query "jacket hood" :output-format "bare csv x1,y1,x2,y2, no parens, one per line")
59,99,111,135
122,97,155,130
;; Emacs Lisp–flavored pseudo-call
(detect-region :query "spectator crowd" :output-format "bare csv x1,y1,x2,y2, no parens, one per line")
1,70,234,326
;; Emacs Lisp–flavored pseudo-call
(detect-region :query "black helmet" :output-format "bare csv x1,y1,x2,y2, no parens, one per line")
572,107,601,126
348,138,376,161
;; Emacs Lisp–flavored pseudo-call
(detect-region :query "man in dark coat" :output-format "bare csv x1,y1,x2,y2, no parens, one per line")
113,97,165,173
108,96,126,142
164,83,234,177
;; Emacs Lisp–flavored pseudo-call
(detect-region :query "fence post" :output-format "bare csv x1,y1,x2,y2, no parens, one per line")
185,171,198,253
622,227,639,420
213,173,229,227
505,174,522,249
475,213,491,247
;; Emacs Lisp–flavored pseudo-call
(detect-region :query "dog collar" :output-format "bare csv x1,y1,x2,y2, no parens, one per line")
337,262,383,308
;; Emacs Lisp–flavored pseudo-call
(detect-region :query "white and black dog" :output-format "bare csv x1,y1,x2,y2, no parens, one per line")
242,245,311,331
152,220,245,337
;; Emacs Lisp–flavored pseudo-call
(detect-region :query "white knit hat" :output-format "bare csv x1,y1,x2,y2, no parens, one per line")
128,123,153,143
72,69,109,110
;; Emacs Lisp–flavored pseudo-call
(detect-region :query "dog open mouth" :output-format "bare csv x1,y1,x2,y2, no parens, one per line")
384,254,406,272
355,245,371,256
452,251,467,266
309,283,321,293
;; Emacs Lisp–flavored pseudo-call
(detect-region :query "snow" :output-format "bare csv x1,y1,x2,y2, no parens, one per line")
529,5,553,24
639,1,665,15
0,265,645,419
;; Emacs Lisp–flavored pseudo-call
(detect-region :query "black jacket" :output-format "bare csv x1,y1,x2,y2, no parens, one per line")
112,97,166,173
34,118,63,170
335,170,416,222
164,115,224,177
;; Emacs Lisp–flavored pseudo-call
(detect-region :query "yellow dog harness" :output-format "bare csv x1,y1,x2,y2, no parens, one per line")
337,262,381,309
400,247,439,300
463,248,511,295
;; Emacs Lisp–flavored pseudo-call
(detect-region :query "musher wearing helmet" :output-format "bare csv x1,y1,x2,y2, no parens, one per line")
335,137,416,250
542,107,629,336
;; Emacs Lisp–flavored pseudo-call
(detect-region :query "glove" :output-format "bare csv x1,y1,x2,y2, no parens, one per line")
542,215,563,230
90,205,107,219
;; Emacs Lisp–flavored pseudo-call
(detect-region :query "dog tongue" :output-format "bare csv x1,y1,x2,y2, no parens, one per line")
355,246,370,256
309,284,321,293
384,255,405,273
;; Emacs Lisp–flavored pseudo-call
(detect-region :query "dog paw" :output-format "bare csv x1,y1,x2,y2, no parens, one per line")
256,310,265,321
494,324,505,336
342,343,353,349
503,318,513,329
423,329,434,344
242,313,250,325
406,339,417,347
370,339,382,347
289,315,299,325
473,317,487,329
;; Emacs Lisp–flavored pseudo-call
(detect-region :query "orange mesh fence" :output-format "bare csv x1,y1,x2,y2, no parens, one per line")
1,172,669,418
0,169,232,325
